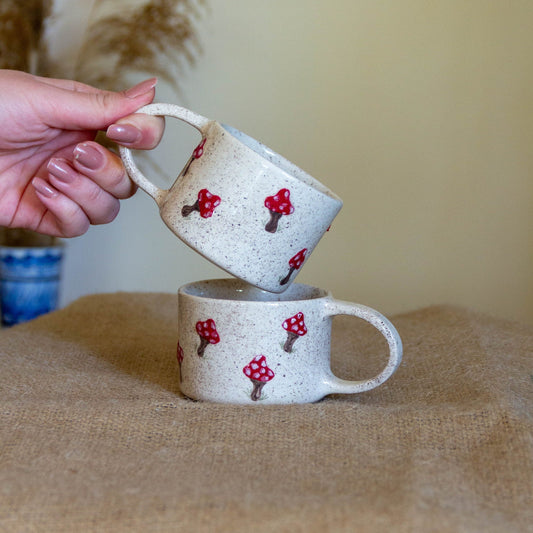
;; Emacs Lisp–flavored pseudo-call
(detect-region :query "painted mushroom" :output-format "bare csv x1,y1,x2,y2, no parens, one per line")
264,188,294,233
177,341,184,382
282,312,307,352
183,138,207,175
243,355,275,401
280,248,307,286
182,188,221,218
195,319,220,357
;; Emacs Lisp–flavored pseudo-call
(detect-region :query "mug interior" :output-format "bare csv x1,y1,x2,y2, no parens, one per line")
180,278,327,302
221,124,341,202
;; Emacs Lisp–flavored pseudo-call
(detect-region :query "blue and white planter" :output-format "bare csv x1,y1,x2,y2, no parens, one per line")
0,245,63,327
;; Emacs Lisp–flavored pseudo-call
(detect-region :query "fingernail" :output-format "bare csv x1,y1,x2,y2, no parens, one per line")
74,143,105,171
47,158,76,183
124,77,157,99
32,177,58,198
106,123,142,144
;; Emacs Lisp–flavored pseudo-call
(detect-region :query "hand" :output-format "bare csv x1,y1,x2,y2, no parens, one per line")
0,69,164,237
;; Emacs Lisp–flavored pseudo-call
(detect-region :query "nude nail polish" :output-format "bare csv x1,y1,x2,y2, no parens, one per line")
106,123,142,144
124,77,157,99
47,158,76,183
32,177,57,198
74,143,105,171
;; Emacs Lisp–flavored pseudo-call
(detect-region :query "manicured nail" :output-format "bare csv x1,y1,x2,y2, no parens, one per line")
124,77,157,99
74,143,105,171
106,123,142,144
47,158,76,183
32,177,58,198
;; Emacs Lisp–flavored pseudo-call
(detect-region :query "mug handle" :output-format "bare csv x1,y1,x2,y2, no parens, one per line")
118,103,211,206
323,299,403,394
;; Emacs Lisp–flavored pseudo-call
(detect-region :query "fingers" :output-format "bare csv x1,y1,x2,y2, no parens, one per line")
38,77,158,132
29,148,129,238
72,142,136,199
67,111,165,199
28,109,165,238
106,113,165,150
31,178,91,238
47,157,121,225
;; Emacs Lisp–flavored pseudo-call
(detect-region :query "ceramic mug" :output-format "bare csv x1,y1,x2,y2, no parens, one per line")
177,279,402,404
119,104,342,293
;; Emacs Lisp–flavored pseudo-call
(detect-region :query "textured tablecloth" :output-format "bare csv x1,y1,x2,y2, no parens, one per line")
0,293,532,532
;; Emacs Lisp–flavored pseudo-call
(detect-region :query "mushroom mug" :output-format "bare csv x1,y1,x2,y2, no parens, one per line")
177,279,403,404
119,103,342,293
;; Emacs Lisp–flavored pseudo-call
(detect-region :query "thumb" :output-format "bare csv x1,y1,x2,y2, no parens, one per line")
41,78,157,132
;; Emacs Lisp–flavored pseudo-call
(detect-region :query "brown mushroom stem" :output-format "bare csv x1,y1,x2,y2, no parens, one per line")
197,337,209,357
250,380,266,401
182,201,199,217
280,267,295,286
265,211,283,233
283,331,299,353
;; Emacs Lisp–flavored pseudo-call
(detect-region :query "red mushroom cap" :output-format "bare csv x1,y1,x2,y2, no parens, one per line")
197,189,221,218
195,319,220,344
288,248,307,270
193,138,206,159
282,312,307,336
264,188,294,215
243,355,275,382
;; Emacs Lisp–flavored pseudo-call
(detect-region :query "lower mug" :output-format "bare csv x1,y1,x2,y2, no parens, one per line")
177,279,402,404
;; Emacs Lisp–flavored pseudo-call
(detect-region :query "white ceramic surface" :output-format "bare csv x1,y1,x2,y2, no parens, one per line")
120,104,342,293
177,279,403,404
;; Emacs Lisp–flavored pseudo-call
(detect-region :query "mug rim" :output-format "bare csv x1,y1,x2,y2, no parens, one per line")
178,278,329,303
220,123,342,205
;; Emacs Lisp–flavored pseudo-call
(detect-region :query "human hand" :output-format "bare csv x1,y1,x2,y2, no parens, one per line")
0,69,164,237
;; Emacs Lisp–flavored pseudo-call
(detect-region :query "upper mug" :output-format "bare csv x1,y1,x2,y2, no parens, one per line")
119,103,342,293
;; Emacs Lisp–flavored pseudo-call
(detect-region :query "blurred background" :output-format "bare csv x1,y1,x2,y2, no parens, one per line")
38,1,533,325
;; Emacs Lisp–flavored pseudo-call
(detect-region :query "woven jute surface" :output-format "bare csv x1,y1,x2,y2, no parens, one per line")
0,293,532,532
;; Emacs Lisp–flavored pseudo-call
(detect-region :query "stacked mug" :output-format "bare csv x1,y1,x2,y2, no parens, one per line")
120,104,402,404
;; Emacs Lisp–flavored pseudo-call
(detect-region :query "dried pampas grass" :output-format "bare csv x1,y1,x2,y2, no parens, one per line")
0,0,206,91
74,0,206,90
0,0,52,72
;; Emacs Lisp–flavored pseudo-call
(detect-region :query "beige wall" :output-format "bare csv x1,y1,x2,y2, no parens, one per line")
62,1,533,325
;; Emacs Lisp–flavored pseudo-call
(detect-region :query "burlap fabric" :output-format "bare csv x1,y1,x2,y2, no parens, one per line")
0,293,532,532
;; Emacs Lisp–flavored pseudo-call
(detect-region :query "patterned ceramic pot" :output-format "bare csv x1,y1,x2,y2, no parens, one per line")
0,246,63,326
177,279,402,404
120,103,342,293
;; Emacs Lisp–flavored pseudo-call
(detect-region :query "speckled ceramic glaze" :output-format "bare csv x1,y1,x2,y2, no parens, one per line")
177,279,403,404
120,104,342,293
